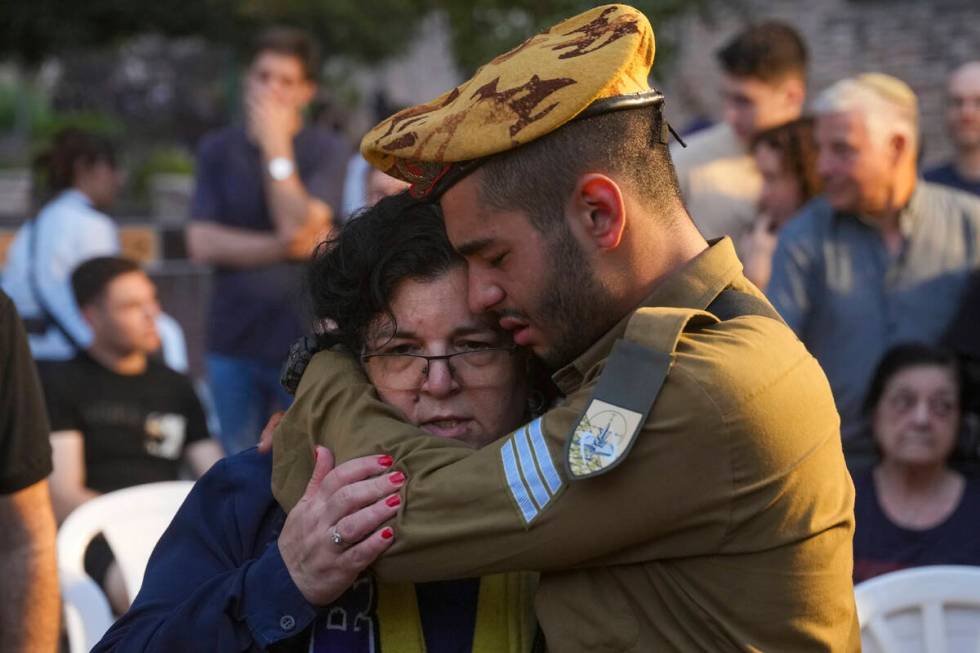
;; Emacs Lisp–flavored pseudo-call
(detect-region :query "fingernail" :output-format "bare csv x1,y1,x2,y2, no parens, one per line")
385,495,401,507
314,448,319,463
388,471,406,485
381,528,394,540
378,455,394,468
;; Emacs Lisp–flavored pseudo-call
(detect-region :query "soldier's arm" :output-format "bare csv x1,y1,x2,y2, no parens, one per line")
272,348,731,582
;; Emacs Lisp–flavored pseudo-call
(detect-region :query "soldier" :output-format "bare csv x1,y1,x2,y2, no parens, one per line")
273,5,860,651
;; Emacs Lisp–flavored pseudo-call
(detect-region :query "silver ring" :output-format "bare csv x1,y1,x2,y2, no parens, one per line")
330,527,345,547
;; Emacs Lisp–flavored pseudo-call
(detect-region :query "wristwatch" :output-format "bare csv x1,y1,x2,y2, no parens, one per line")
268,157,295,181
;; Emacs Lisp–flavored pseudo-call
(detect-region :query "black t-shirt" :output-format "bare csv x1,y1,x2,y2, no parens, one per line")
924,163,980,198
39,354,210,492
0,290,53,493
190,124,349,365
852,469,980,583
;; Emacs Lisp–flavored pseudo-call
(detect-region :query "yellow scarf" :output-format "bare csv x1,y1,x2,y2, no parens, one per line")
376,573,538,653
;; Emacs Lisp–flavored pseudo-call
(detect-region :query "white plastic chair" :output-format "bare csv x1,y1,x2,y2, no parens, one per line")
855,565,980,653
57,480,194,651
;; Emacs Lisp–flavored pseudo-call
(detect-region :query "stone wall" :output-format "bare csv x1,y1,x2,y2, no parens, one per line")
659,0,980,166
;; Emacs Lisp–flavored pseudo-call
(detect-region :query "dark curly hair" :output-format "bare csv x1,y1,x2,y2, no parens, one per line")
33,128,117,199
307,190,462,352
863,343,963,417
751,117,822,203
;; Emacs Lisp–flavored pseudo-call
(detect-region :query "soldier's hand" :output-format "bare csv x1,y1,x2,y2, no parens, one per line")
257,411,285,454
278,447,403,607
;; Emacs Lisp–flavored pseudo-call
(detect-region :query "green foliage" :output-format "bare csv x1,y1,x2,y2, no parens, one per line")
0,0,427,66
431,0,711,75
1,1,708,72
30,110,125,141
236,0,427,64
131,146,195,198
0,84,50,133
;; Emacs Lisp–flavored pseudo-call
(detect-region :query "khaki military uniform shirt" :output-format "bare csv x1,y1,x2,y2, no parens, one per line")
273,238,860,652
672,123,762,255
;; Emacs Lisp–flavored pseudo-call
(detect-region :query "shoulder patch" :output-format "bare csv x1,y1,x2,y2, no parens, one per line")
564,307,719,480
564,339,670,479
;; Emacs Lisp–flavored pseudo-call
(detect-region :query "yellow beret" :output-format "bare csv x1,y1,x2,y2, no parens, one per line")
360,4,659,198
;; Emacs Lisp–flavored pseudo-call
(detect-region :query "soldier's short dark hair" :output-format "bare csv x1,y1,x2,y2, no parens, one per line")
715,21,808,84
477,107,683,235
307,192,462,352
251,26,320,81
72,256,142,309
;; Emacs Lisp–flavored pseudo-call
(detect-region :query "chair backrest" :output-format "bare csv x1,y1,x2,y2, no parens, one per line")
57,481,194,650
855,565,980,653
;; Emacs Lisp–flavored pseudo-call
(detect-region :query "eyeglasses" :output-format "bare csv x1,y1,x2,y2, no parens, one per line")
884,391,958,420
361,346,517,391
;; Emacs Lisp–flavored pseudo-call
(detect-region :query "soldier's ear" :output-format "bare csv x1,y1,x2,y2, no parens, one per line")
569,173,626,252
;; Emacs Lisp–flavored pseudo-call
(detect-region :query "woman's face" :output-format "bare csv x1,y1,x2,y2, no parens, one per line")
754,142,804,227
872,364,960,467
363,266,528,448
76,159,123,209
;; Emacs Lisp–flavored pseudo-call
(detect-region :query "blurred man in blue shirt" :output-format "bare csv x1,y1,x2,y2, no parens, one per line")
769,73,980,471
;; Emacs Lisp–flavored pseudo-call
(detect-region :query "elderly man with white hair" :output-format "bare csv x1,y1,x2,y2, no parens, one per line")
768,73,980,471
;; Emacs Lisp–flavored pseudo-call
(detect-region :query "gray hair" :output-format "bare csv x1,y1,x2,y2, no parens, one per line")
813,73,918,147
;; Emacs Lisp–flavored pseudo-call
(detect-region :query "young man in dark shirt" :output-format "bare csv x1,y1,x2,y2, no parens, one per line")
186,27,349,454
40,256,223,612
925,61,980,196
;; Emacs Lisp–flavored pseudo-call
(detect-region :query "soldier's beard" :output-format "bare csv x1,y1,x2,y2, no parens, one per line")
533,223,619,371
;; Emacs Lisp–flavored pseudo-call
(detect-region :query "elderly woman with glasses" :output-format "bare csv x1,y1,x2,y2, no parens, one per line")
852,342,980,583
95,192,543,652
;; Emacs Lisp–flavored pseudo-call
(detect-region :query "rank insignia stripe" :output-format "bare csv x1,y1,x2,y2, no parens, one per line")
500,417,564,525
564,339,670,480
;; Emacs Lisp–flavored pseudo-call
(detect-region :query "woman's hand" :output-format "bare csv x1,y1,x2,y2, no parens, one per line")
740,214,779,290
278,447,403,606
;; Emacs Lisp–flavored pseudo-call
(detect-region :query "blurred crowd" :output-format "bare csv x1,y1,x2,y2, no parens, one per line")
1,15,979,652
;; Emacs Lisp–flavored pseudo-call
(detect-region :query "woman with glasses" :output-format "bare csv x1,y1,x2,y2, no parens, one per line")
95,192,542,652
852,342,980,583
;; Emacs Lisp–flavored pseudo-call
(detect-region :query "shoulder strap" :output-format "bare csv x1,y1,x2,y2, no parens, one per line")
564,307,717,480
706,287,785,324
624,306,719,355
27,215,82,350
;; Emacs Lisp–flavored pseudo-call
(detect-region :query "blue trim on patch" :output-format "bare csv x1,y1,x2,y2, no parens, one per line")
528,418,562,494
501,439,538,524
514,424,551,509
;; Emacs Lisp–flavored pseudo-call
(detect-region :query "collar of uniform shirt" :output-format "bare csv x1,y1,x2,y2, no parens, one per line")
552,237,743,395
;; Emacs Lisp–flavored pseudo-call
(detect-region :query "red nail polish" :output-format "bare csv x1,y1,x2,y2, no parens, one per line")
385,494,401,507
378,455,394,468
388,471,406,485
314,448,319,463
381,528,394,540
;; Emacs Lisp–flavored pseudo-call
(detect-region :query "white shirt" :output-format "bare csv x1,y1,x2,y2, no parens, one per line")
671,123,762,254
1,189,119,360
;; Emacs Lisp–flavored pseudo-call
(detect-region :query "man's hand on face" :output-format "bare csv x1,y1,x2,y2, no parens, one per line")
246,87,301,157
